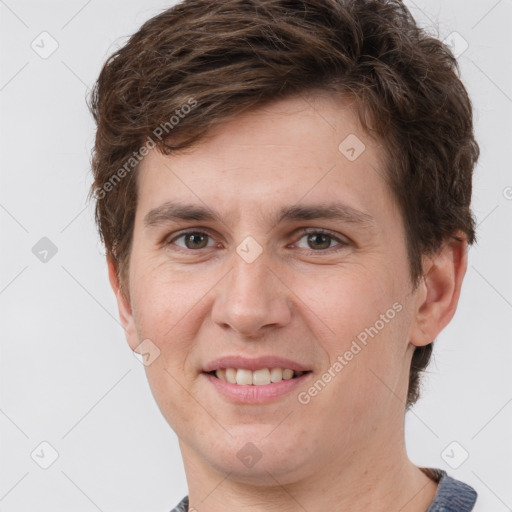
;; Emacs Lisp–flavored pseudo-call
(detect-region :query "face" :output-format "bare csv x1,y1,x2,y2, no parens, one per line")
113,92,432,485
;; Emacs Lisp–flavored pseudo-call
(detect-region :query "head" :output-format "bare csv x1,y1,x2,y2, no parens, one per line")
88,0,478,483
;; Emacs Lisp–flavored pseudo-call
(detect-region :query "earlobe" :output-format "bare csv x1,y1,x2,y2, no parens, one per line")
410,234,468,347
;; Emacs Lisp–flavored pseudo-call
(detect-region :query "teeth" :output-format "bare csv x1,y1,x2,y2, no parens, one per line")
252,368,270,385
214,367,305,385
225,368,237,384
216,369,227,381
270,368,282,382
236,369,253,385
282,369,294,380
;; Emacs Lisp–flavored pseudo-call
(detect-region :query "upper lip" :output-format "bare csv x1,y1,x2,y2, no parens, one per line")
203,355,311,373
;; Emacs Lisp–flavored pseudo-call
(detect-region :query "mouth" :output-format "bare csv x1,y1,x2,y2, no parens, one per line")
204,368,312,386
201,356,313,403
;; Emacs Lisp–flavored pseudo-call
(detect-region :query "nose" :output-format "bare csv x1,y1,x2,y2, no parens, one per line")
210,251,292,338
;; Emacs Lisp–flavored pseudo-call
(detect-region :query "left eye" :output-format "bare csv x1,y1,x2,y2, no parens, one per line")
294,231,346,251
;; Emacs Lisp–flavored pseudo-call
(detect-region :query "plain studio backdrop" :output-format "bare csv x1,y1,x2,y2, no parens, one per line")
0,0,511,511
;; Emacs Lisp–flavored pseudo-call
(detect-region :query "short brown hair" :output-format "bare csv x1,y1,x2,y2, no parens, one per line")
88,0,479,407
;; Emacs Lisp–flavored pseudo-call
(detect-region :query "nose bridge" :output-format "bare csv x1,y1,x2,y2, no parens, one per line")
232,248,275,298
211,246,291,337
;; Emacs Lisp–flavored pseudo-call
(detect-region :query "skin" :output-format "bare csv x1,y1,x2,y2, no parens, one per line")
108,92,468,511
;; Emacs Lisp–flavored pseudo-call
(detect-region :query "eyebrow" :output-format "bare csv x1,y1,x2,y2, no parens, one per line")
143,201,376,229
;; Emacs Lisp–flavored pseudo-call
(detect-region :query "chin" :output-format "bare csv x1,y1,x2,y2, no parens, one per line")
197,430,313,484
212,454,308,486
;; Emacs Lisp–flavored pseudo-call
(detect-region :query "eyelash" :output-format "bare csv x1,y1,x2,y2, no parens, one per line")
165,228,349,255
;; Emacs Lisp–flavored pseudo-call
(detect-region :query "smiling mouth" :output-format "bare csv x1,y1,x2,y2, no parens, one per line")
206,368,312,386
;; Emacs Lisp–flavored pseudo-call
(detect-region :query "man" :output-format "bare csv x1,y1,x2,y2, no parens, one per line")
88,0,480,510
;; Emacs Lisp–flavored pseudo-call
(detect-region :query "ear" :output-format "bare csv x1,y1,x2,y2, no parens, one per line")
410,233,468,347
107,257,139,350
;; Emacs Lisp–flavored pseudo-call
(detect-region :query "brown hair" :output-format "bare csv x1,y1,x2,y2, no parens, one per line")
87,0,479,408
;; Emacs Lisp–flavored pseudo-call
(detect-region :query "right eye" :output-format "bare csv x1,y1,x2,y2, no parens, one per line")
167,230,218,250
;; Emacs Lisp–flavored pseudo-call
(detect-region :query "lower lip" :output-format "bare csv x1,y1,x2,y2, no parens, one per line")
202,372,312,404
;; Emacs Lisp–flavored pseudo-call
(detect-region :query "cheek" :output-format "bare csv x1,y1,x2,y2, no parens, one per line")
130,253,209,331
293,265,409,406
291,260,400,339
128,254,227,383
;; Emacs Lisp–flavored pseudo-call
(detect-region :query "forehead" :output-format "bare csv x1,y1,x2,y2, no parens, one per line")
135,93,391,223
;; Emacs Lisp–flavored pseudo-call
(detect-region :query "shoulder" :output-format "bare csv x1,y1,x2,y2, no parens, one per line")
169,495,189,512
424,468,478,512
169,470,480,512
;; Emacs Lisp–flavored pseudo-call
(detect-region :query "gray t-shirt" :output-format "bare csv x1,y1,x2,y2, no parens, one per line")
168,468,477,512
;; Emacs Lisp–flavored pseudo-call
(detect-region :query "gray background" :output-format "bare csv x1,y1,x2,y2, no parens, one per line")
0,0,511,510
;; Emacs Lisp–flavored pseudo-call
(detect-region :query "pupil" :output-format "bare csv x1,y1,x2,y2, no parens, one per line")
186,233,208,249
308,233,330,250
